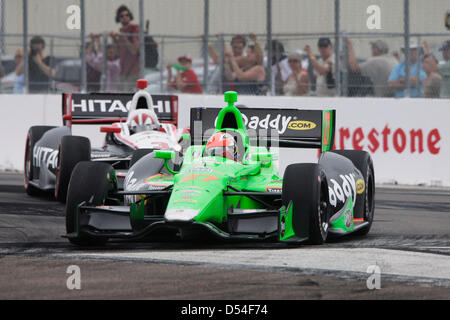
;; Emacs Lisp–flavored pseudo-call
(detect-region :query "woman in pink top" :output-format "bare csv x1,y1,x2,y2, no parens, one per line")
86,34,121,92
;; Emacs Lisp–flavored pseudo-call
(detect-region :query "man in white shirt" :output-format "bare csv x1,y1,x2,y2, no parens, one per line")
304,38,336,97
347,39,397,97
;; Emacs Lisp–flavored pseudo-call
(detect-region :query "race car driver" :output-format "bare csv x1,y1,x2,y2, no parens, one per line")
127,108,160,134
204,132,239,161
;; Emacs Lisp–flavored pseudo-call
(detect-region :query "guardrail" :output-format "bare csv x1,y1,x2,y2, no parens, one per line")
1,93,449,186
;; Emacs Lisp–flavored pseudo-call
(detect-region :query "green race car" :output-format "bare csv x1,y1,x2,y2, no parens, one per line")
65,91,375,246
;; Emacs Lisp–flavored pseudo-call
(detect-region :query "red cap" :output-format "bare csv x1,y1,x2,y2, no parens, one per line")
178,54,192,62
137,79,148,89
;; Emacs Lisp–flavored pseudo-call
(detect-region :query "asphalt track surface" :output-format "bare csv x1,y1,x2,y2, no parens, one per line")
0,171,449,300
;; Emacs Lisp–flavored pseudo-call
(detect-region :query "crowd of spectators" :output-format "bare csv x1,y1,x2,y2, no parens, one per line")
1,4,449,98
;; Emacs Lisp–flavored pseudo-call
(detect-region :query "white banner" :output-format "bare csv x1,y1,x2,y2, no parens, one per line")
1,94,449,186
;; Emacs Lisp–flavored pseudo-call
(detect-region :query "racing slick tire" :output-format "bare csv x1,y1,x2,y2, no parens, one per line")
66,161,116,246
282,163,330,245
55,136,91,202
330,150,375,236
24,126,56,196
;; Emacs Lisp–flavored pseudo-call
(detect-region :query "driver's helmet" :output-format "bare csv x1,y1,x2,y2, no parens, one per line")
204,132,238,161
127,109,159,134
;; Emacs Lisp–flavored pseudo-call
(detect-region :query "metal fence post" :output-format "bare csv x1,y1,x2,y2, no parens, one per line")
101,32,108,92
159,36,164,93
334,0,341,96
49,37,55,92
139,0,145,80
0,0,5,55
266,0,273,95
404,0,410,98
218,33,224,93
203,0,210,93
23,0,28,94
80,0,87,93
342,34,348,97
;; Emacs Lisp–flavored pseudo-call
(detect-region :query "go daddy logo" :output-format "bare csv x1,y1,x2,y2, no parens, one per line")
287,120,317,131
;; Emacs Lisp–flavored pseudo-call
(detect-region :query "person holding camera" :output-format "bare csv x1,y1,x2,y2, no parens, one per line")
304,37,336,97
86,33,121,92
17,36,55,93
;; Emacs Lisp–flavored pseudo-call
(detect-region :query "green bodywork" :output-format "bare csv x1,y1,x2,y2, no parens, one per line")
137,91,282,229
77,90,363,242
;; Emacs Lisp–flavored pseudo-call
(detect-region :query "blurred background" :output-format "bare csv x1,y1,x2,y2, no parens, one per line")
0,0,449,98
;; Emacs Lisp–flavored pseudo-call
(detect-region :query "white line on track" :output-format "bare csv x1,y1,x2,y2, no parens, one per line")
53,247,450,285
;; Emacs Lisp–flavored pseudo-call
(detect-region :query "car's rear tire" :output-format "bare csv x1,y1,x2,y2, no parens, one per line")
55,136,91,202
282,163,330,245
24,126,56,196
330,150,375,235
65,161,116,246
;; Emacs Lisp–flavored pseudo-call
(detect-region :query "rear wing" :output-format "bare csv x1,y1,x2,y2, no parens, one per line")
190,107,335,152
62,93,178,127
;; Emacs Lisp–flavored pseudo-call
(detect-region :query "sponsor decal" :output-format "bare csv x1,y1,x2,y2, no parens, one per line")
344,208,353,229
179,174,219,183
71,98,171,114
165,208,199,221
181,167,214,174
91,152,112,159
266,187,282,193
328,173,357,208
337,125,441,155
356,179,365,194
241,113,293,135
33,146,58,169
287,120,317,131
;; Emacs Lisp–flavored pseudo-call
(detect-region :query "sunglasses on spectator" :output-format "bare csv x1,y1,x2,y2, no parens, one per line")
120,13,130,18
288,59,300,63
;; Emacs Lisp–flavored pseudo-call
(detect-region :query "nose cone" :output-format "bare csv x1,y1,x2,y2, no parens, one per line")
164,171,226,224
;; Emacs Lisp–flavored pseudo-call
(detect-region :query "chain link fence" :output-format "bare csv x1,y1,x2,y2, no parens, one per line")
0,0,449,98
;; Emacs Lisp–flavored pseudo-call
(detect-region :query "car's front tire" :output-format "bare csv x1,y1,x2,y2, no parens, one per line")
282,163,330,244
65,161,116,246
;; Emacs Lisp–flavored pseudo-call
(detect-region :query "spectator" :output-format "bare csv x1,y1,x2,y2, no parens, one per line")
13,48,25,93
421,53,441,98
304,37,336,97
84,40,102,92
347,39,397,97
225,48,266,95
265,39,290,95
166,54,202,94
208,33,263,93
438,40,450,98
244,34,264,67
283,52,309,96
86,33,121,92
388,39,426,98
25,36,55,93
209,34,251,67
110,5,140,92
